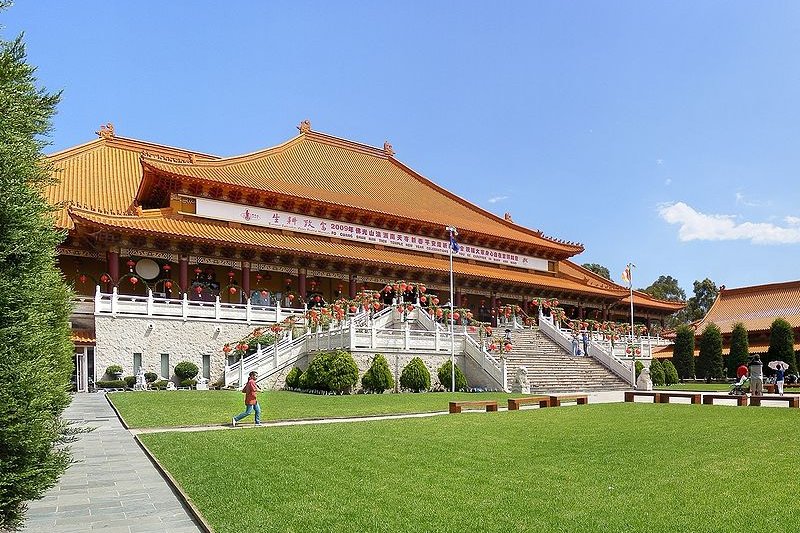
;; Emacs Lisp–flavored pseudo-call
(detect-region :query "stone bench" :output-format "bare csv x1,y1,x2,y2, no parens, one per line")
624,391,660,403
749,395,800,407
657,391,701,404
507,396,551,410
548,394,588,407
703,393,748,406
449,400,499,414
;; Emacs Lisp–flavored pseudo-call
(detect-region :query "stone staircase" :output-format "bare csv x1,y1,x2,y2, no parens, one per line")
485,329,629,393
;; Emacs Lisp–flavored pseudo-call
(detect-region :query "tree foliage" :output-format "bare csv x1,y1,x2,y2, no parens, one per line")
649,359,665,386
437,360,468,391
0,30,78,530
361,354,394,393
665,278,719,327
641,275,686,302
581,263,611,280
727,323,749,378
672,325,696,379
766,318,797,374
662,360,679,385
399,357,431,392
697,323,724,381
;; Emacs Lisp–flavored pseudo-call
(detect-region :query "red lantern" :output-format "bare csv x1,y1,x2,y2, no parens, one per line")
373,292,381,299
504,343,513,352
310,280,317,289
261,290,268,298
384,285,391,293
485,326,493,336
222,344,232,354
419,285,426,293
270,324,282,333
126,259,136,271
165,280,173,289
288,294,295,302
406,304,414,312
432,297,440,306
229,286,237,295
407,284,415,291
552,299,559,307
453,312,460,321
466,311,473,320
256,273,263,281
237,343,248,352
285,277,292,286
194,266,202,275
400,282,407,292
420,296,427,304
396,306,404,313
194,285,203,294
78,274,87,284
349,305,358,312
338,283,344,292
129,276,139,285
489,343,497,351
314,295,321,302
100,274,110,283
163,264,172,272
228,270,235,279
373,302,381,310
435,309,443,318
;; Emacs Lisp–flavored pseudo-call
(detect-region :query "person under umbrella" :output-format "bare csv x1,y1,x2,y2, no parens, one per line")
768,360,790,396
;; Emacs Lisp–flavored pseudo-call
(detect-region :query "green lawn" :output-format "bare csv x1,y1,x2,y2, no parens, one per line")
141,403,798,533
655,383,732,391
109,390,521,428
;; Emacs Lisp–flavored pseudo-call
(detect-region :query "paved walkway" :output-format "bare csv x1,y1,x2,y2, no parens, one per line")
23,393,201,533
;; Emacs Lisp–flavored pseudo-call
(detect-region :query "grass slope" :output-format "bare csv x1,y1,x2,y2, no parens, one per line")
109,390,520,428
141,403,798,533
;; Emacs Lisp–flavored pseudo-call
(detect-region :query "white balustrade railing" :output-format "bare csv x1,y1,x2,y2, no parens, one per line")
538,312,635,386
92,285,306,325
463,333,507,391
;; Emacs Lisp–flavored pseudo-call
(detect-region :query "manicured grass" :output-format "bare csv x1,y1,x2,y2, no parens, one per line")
141,403,798,533
656,383,732,391
109,390,520,428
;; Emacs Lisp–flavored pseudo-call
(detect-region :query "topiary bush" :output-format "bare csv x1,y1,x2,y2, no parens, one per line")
635,360,644,379
302,352,333,390
152,380,169,390
362,354,394,393
105,364,123,377
174,361,199,380
649,359,665,386
324,350,359,393
400,357,431,392
96,380,126,389
180,378,197,388
437,360,467,391
144,372,158,383
285,366,303,389
663,360,679,385
123,376,136,389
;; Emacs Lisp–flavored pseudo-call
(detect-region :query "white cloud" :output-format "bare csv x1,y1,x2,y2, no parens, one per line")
487,195,509,204
658,202,800,244
664,178,672,186
734,192,766,207
785,215,800,226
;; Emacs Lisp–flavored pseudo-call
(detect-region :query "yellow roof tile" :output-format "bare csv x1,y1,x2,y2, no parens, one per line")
695,281,800,334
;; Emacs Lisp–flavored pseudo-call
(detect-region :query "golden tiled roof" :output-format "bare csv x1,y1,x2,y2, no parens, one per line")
694,281,800,334
141,130,582,255
45,136,219,229
67,207,618,298
652,339,800,359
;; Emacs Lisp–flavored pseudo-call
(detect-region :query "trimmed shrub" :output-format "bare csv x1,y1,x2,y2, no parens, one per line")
362,354,394,393
174,361,199,380
437,360,467,391
144,372,158,383
105,364,123,377
325,350,359,393
767,318,797,374
697,323,724,382
123,376,136,389
727,322,749,378
663,360,679,385
152,380,169,390
673,325,695,379
180,378,197,388
96,380,126,389
635,360,644,379
400,357,431,392
649,359,665,386
285,367,303,389
302,352,333,390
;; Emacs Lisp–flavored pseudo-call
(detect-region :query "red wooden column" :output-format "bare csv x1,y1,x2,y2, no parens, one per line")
579,304,584,320
349,274,356,298
298,269,307,299
179,256,188,295
106,250,119,284
241,261,251,302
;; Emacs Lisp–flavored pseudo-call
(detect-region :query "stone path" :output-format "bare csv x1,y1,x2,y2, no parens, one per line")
22,393,201,533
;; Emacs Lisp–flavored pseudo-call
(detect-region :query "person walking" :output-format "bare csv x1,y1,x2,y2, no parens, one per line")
775,365,786,396
748,355,763,397
232,371,261,426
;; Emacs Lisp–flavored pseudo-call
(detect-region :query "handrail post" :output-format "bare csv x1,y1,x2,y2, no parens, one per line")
111,286,118,317
246,298,252,325
404,322,410,350
94,285,101,314
276,299,282,322
214,296,221,320
350,321,356,348
146,289,154,317
274,335,279,367
435,328,440,351
370,320,376,349
181,292,188,321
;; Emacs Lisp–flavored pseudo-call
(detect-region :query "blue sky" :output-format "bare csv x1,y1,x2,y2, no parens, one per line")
5,1,800,296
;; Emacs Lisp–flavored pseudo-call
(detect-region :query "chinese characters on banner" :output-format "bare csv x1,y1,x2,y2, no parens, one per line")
193,197,549,271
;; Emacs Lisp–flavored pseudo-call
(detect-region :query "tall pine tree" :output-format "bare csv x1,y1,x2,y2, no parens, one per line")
727,322,749,378
0,23,76,530
672,325,695,379
767,318,797,374
697,323,724,382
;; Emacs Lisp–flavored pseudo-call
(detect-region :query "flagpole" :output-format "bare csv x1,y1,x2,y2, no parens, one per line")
447,226,457,393
628,263,635,341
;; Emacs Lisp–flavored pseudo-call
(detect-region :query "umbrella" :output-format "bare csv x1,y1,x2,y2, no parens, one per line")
768,361,790,371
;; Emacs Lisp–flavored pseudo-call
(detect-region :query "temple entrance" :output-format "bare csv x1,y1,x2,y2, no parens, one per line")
73,346,95,392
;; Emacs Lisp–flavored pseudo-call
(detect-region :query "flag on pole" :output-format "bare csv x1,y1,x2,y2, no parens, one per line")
621,263,635,285
449,231,460,253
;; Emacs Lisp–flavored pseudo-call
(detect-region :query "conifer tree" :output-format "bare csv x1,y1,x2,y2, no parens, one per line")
672,325,695,379
767,318,797,374
697,323,724,381
0,23,76,530
727,322,749,378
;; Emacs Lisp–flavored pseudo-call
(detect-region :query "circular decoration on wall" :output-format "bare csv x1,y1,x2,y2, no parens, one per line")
135,258,160,280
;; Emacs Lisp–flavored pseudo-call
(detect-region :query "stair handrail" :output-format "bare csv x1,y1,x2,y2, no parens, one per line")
462,332,507,391
538,311,634,385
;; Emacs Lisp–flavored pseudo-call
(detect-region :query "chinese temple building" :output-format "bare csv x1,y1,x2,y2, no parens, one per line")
47,121,683,387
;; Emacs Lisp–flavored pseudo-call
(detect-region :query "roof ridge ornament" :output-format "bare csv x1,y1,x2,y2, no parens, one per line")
504,212,513,222
383,141,395,157
96,123,115,139
297,120,312,133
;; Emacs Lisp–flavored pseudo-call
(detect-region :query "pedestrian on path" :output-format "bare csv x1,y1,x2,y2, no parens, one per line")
232,371,261,426
748,355,763,397
775,365,786,396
